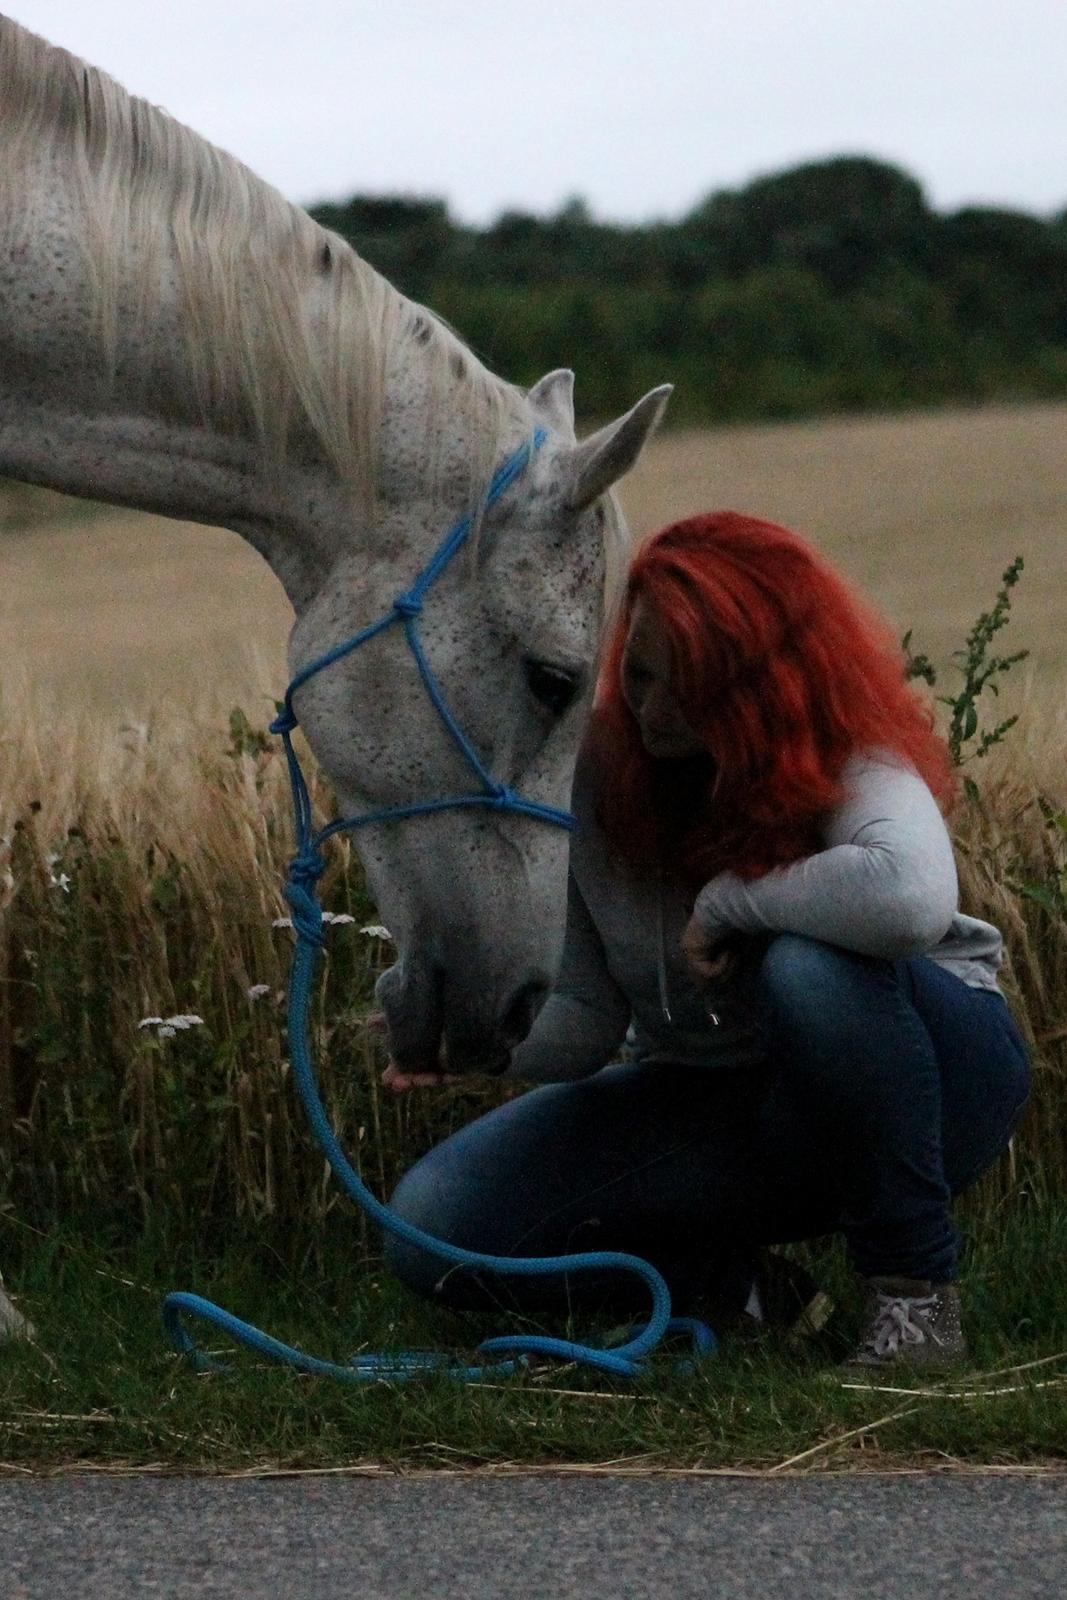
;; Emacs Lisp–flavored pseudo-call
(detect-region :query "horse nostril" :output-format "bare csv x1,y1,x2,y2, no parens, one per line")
500,980,549,1047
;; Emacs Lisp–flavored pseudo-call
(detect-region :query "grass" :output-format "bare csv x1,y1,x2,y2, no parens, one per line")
2,1208,1066,1475
1,689,1065,1475
1,682,1064,1235
2,399,1067,1471
0,700,513,1231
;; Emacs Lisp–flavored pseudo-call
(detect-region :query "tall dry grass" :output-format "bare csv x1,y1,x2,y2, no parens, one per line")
0,677,1065,1238
952,706,1067,1193
0,685,508,1240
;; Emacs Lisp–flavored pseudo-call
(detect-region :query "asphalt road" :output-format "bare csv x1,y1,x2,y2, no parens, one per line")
1,1471,1065,1599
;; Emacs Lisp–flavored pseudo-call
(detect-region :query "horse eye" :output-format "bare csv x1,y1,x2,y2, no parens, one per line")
523,658,581,717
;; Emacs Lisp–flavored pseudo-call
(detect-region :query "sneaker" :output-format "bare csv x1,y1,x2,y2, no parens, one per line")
842,1276,966,1373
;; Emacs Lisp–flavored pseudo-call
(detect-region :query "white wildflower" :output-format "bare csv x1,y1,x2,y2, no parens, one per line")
246,983,272,1002
45,851,71,891
138,1013,205,1035
272,912,356,930
360,924,393,941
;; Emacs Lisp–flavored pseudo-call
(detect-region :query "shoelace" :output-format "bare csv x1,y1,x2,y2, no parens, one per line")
863,1291,942,1358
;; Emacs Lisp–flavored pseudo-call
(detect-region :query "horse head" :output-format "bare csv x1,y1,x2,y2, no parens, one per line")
287,366,669,1072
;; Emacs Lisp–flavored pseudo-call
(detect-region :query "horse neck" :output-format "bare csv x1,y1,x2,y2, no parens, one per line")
0,22,356,578
0,17,531,611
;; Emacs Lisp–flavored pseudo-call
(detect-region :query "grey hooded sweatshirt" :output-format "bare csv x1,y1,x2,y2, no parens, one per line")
508,748,1005,1084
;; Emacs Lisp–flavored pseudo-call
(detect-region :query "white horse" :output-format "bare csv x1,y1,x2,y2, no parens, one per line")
0,17,670,1337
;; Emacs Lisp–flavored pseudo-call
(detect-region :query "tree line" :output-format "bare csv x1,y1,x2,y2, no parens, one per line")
310,155,1067,421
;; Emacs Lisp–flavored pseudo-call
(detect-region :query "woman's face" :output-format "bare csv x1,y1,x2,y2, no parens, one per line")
620,596,705,759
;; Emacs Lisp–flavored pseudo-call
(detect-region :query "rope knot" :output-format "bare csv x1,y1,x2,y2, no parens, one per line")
270,705,298,735
489,784,518,811
289,847,326,886
392,591,423,619
283,878,326,948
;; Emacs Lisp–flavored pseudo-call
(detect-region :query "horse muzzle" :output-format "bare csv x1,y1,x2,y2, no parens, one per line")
375,954,548,1076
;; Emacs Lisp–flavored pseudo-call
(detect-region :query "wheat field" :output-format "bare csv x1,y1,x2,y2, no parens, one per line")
2,398,1065,719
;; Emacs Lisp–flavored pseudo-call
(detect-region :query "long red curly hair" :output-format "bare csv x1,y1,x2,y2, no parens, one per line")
590,511,955,889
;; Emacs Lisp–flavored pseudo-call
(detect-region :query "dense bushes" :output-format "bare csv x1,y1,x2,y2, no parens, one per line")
310,155,1067,419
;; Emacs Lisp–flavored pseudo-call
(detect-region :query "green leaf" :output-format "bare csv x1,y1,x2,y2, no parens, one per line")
1018,883,1065,917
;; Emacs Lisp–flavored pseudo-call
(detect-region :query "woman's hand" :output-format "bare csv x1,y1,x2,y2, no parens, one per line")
372,1012,508,1093
382,1062,460,1095
366,1012,458,1094
680,916,738,987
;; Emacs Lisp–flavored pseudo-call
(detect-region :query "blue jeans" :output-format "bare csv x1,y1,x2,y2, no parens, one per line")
385,935,1031,1309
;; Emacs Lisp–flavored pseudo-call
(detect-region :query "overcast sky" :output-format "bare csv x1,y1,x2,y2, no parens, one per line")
8,0,1067,224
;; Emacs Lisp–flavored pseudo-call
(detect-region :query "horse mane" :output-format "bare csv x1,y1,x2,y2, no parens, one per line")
0,16,527,502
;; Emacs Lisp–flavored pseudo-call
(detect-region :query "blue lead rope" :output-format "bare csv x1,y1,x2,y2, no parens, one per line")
161,430,717,1383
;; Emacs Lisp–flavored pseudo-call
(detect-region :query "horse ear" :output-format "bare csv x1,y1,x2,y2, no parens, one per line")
528,368,576,439
567,385,673,511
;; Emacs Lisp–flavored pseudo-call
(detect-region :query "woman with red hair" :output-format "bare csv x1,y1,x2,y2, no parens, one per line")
386,512,1030,1371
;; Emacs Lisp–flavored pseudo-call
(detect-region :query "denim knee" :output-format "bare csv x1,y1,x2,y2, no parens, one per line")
382,1154,463,1303
756,934,904,1082
758,934,858,1036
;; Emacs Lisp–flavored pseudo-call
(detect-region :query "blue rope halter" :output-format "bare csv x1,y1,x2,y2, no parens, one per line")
162,430,716,1383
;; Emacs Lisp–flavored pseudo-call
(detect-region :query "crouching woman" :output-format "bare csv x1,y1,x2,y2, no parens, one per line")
385,512,1030,1371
